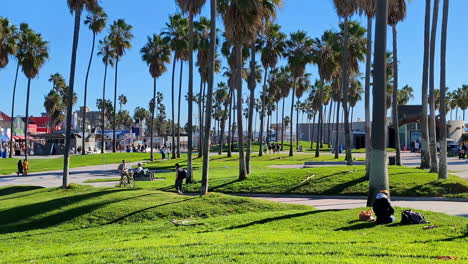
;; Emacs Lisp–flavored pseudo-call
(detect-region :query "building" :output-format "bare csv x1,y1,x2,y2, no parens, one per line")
75,107,107,132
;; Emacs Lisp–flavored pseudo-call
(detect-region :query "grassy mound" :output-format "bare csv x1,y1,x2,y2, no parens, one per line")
0,185,466,263
137,154,468,198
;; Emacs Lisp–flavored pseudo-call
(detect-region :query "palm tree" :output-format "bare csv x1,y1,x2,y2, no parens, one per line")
118,94,127,112
3,19,20,158
214,82,229,155
140,34,171,161
333,0,358,165
97,36,115,153
438,0,450,180
397,85,414,105
162,13,189,159
367,0,388,206
295,74,311,150
17,27,49,161
420,0,432,169
109,19,133,153
349,77,363,130
200,0,217,195
357,0,375,175
81,6,107,155
285,31,314,157
388,0,407,166
428,0,440,173
63,0,98,188
218,0,278,180
258,23,286,156
246,61,264,173
176,0,207,183
44,90,62,132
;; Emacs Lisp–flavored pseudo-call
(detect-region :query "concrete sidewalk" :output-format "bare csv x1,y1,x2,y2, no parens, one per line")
240,194,468,218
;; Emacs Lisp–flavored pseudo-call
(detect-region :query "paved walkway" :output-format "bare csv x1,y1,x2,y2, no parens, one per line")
241,194,468,218
0,162,141,188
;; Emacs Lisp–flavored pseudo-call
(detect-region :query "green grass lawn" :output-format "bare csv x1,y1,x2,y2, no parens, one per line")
211,141,332,153
0,185,466,264
0,152,152,175
134,154,468,198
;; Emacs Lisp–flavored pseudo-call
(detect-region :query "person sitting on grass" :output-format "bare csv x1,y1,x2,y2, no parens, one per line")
372,190,395,224
175,163,187,195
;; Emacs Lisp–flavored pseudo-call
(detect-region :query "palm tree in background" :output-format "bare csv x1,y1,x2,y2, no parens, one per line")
176,0,207,183
349,77,363,130
97,36,115,153
397,85,414,105
162,13,189,159
17,27,49,161
109,19,133,153
218,0,277,180
285,31,314,157
258,23,286,156
214,82,229,155
356,0,375,176
81,6,107,155
140,34,171,161
63,0,98,188
118,94,127,112
295,74,311,150
438,0,450,180
388,0,407,166
333,0,358,165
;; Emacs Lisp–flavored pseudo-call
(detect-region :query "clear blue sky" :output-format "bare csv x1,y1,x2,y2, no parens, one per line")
1,0,466,127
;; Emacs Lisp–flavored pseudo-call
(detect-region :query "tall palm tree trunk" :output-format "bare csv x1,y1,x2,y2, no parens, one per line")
150,78,157,161
365,15,373,176
24,78,32,161
198,79,203,158
421,0,432,169
81,32,96,155
258,67,268,156
320,104,326,148
9,62,20,158
266,111,270,143
428,0,439,173
100,63,108,154
438,0,450,180
327,100,333,145
227,88,233,157
170,54,177,159
235,44,247,180
315,81,323,157
310,112,316,149
112,59,119,153
296,102,300,149
275,101,279,141
289,79,296,156
281,97,285,151
350,106,354,132
342,17,353,165
186,13,194,183
246,42,256,174
392,26,401,165
63,9,82,189
334,100,341,159
177,61,183,158
368,0,389,206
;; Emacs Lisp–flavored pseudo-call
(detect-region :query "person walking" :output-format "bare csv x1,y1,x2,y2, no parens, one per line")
17,160,23,176
175,163,187,195
22,159,29,176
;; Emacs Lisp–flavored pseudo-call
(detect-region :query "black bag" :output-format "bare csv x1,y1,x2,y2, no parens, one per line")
401,210,428,225
179,169,188,179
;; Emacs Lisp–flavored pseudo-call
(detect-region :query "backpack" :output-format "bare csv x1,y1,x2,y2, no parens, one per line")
401,210,428,225
178,169,188,179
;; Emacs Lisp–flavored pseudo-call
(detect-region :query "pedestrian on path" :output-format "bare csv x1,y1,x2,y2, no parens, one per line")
175,163,187,195
17,160,23,176
22,159,29,176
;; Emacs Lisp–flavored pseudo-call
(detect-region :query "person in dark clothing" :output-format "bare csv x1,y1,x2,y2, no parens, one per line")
372,190,395,224
17,160,23,176
175,163,187,195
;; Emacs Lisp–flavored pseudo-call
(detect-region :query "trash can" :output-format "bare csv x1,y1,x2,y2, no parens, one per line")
15,149,21,156
339,145,343,154
298,145,303,152
2,151,6,158
389,156,396,165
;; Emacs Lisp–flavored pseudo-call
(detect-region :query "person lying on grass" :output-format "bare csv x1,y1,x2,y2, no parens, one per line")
372,190,396,224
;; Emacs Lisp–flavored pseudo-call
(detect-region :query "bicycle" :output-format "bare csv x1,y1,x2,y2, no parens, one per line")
119,170,135,188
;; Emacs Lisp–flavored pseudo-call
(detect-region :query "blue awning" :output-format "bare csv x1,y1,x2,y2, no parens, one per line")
0,135,8,142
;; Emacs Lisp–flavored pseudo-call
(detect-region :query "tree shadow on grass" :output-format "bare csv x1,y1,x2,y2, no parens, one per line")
334,221,378,231
0,186,44,198
0,189,131,227
0,192,161,235
225,209,342,230
321,176,368,195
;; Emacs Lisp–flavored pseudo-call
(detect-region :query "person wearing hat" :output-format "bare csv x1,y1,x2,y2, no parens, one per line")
372,190,395,224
